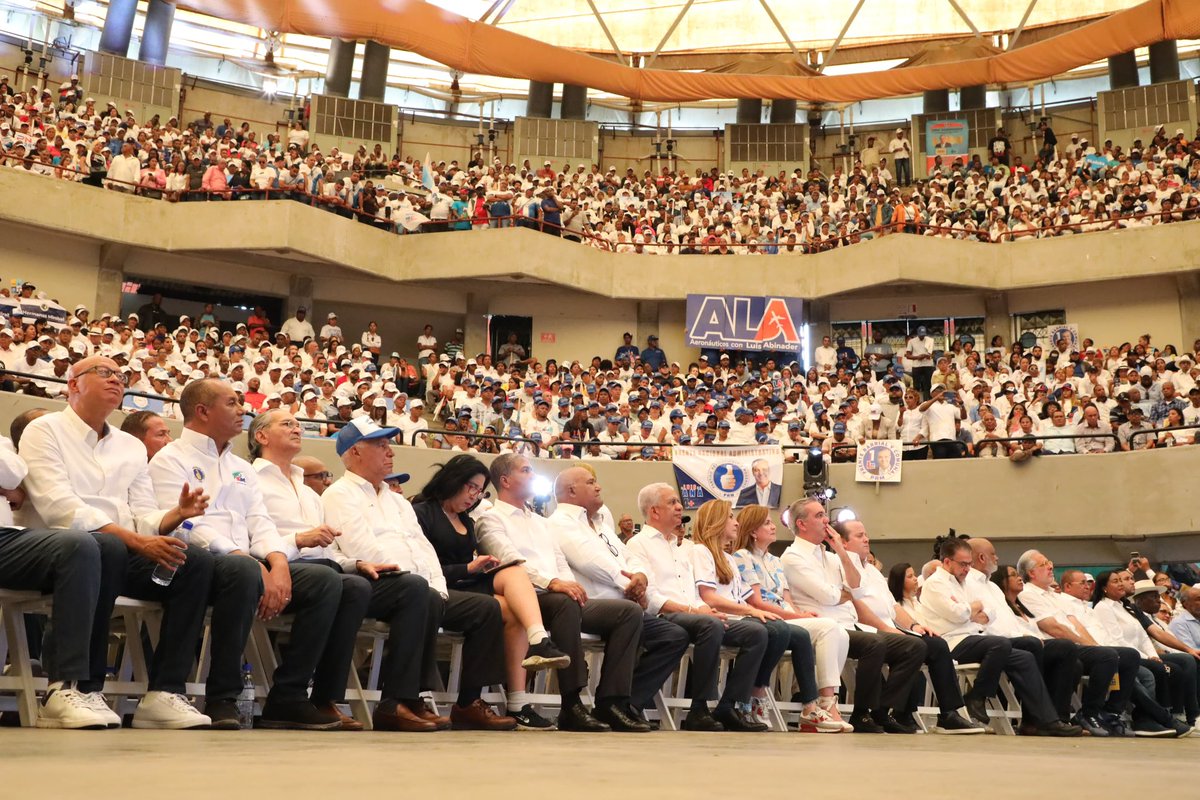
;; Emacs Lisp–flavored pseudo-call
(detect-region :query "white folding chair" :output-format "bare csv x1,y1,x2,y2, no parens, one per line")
0,589,50,727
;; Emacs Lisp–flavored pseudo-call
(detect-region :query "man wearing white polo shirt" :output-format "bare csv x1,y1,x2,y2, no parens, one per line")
917,386,962,459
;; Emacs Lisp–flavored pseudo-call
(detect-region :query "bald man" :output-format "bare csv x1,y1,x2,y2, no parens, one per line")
21,355,213,729
548,466,689,730
294,454,334,496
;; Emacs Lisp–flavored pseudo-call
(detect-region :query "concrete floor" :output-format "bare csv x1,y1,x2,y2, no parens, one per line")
2,729,1196,798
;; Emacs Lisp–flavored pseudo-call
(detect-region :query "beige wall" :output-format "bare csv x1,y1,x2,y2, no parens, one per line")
0,220,101,309
1008,275,1184,349
179,85,297,142
598,130,721,175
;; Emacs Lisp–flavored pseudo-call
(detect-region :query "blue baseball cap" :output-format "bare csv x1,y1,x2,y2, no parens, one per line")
640,446,656,457
669,409,684,419
535,398,550,407
529,432,543,442
640,420,653,429
557,397,570,406
832,422,847,433
383,472,410,484
787,421,801,431
717,420,731,429
680,435,693,444
335,417,400,456
607,416,621,424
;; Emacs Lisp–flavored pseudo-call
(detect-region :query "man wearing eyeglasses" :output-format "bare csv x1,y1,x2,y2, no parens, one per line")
20,356,213,729
919,538,1081,736
295,455,334,496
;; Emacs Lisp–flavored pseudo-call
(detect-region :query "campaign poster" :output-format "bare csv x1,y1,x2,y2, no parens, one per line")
926,119,968,172
673,444,785,509
855,439,902,483
685,294,804,353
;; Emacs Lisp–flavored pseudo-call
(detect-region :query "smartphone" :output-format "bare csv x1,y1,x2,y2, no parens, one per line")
485,558,526,574
1129,551,1140,563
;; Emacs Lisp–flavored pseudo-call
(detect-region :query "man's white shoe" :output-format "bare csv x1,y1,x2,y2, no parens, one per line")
85,692,123,728
35,682,112,729
131,692,212,730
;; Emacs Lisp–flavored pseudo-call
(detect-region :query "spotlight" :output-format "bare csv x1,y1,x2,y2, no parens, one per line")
803,447,827,493
531,474,553,499
262,78,278,97
831,506,857,524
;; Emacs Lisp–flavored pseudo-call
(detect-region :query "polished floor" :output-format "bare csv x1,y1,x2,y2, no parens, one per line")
3,729,1195,798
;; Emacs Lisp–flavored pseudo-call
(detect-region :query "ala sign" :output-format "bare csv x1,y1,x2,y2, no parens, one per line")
686,294,805,352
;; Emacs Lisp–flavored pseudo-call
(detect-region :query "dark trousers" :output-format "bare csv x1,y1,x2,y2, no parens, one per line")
1133,661,1176,727
910,633,965,714
960,634,1059,725
895,157,911,186
0,529,102,685
846,629,926,713
431,589,506,691
311,573,371,704
911,365,933,397
1013,636,1079,719
930,440,962,459
901,446,928,462
263,562,345,702
538,592,642,699
630,615,690,710
762,620,816,701
1075,644,1138,717
662,613,767,706
205,555,263,701
1162,651,1199,722
365,572,432,703
113,537,214,694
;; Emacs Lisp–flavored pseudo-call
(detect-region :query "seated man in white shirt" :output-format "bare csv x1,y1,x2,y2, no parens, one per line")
21,355,213,730
626,482,769,732
1017,549,1140,737
549,466,690,730
780,497,926,733
476,455,645,732
834,520,983,734
920,537,1079,736
149,378,343,731
248,410,407,731
322,417,516,731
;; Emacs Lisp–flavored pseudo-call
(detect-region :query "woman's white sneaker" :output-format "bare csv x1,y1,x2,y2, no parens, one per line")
85,692,123,728
132,692,212,729
35,682,111,729
799,705,848,733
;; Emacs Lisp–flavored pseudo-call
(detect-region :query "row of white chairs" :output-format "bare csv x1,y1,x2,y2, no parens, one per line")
0,587,1023,733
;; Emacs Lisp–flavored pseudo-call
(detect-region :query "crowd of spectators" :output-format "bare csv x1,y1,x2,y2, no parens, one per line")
0,285,1196,464
2,75,1200,250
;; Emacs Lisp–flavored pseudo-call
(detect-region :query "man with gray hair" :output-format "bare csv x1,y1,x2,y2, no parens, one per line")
625,482,769,732
1017,549,1139,736
476,454,644,732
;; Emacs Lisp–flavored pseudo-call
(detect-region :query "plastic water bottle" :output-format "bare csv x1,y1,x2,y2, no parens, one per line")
150,520,194,587
237,664,256,729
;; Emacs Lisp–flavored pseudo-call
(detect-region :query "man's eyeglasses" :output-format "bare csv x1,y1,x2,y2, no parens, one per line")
304,471,333,481
599,532,620,559
76,365,128,386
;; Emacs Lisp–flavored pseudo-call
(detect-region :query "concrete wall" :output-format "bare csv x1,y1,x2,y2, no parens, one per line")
1007,275,1184,349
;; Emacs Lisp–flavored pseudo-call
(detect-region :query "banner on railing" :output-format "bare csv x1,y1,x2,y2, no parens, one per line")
685,294,804,352
855,440,903,483
925,118,968,172
673,445,784,509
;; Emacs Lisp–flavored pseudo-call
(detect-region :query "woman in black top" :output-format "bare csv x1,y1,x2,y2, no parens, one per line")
412,455,570,673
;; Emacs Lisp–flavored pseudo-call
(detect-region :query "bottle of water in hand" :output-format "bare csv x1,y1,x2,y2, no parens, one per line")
150,520,194,587
237,664,256,729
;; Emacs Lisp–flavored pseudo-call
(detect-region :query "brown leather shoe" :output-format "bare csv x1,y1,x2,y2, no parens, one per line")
409,700,451,731
373,703,438,732
315,702,364,732
450,699,517,731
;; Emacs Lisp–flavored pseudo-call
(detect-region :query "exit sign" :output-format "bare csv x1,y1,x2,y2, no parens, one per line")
540,332,556,343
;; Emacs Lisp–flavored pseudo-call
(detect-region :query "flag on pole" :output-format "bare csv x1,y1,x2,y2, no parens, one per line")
422,153,435,192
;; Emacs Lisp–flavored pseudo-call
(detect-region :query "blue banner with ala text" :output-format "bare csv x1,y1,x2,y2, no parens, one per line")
686,294,805,352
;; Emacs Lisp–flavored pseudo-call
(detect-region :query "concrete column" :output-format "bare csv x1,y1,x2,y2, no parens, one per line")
464,293,490,360
736,99,763,124
807,300,831,342
137,0,175,66
983,291,1010,347
287,275,314,323
923,89,949,114
1107,51,1139,90
527,81,554,118
560,84,587,120
1149,40,1180,84
324,38,357,98
769,99,797,124
959,85,986,110
98,0,138,57
1177,273,1200,352
96,268,124,319
358,40,391,102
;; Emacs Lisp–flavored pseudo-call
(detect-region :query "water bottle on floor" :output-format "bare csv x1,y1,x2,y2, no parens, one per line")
237,664,256,729
150,520,194,587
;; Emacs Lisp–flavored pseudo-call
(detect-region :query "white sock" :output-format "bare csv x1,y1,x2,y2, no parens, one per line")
507,691,529,712
526,626,548,646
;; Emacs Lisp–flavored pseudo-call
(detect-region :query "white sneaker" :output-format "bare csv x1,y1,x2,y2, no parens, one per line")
84,692,123,728
815,698,855,732
799,704,848,733
749,697,770,728
36,682,112,730
132,691,212,730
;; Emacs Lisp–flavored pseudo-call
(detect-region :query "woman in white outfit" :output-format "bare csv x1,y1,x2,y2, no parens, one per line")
733,504,853,732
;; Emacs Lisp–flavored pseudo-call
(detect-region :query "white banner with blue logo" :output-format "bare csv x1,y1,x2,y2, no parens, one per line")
673,445,785,510
685,294,804,352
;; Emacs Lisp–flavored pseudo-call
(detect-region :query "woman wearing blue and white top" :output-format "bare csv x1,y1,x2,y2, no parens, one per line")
732,504,853,732
693,500,845,733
